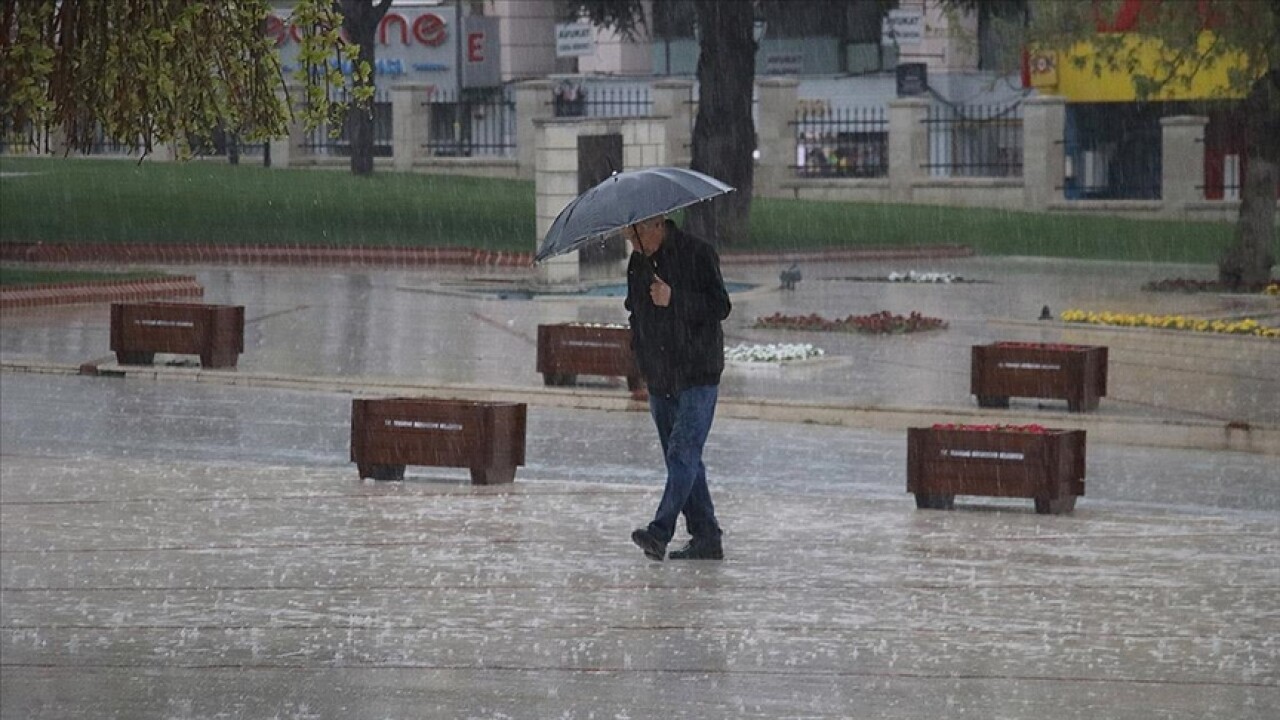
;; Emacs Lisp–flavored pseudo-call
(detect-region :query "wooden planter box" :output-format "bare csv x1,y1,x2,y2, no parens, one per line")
350,398,526,485
971,342,1108,412
110,302,244,368
907,427,1086,514
537,323,642,390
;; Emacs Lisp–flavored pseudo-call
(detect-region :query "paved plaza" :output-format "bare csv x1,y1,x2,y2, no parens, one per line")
2,256,1277,718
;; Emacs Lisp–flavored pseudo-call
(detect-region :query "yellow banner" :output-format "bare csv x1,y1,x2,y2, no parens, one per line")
1032,33,1252,102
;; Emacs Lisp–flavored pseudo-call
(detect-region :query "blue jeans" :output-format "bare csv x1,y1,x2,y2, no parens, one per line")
646,384,722,544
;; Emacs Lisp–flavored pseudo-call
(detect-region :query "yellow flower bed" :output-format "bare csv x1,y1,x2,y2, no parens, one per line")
1060,309,1280,338
1265,283,1279,296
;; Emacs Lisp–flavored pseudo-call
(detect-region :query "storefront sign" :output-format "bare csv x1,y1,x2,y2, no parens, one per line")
267,6,462,89
265,11,449,48
1028,52,1058,88
462,15,501,88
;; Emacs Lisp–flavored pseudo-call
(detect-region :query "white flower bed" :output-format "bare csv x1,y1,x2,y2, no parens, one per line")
725,342,825,363
887,270,959,284
566,322,628,329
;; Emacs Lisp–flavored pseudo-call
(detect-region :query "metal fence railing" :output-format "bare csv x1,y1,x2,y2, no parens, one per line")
302,89,393,158
1060,142,1162,200
1,121,148,156
424,87,516,157
190,126,268,162
792,105,888,178
0,120,51,155
924,103,1023,177
2,117,267,160
552,83,651,118
83,125,147,156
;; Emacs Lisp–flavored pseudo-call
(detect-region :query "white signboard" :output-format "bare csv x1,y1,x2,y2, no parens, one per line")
462,15,501,88
882,9,923,46
555,22,595,58
764,53,804,75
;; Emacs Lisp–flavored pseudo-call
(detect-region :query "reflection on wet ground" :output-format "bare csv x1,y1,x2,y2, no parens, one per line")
2,257,1277,424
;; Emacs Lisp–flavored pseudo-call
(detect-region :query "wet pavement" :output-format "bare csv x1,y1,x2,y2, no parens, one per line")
2,256,1278,718
2,256,1277,426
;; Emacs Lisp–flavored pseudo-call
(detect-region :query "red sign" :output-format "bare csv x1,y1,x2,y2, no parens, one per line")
265,14,304,45
267,12,447,47
1093,0,1223,33
467,32,485,62
411,13,448,46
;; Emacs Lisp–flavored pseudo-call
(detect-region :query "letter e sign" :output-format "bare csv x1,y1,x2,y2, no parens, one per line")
468,32,485,62
414,13,448,46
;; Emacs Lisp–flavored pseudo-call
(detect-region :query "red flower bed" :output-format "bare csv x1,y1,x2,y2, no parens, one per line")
754,311,947,335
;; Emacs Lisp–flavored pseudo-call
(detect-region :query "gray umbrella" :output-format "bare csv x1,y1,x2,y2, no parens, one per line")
535,166,734,263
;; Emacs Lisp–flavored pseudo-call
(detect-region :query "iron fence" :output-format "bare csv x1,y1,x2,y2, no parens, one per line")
190,126,268,163
0,120,50,155
0,120,149,157
924,103,1022,177
1062,140,1160,200
792,105,887,178
83,125,147,156
302,89,393,158
424,87,516,157
552,83,651,118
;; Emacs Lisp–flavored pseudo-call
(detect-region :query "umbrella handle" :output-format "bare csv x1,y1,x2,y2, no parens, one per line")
628,224,661,283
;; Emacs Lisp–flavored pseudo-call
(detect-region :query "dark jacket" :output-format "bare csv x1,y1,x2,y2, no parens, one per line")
625,221,732,395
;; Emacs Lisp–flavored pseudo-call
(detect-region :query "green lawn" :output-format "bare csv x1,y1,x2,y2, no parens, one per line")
751,197,1235,264
0,156,532,250
0,156,1246,264
0,267,166,287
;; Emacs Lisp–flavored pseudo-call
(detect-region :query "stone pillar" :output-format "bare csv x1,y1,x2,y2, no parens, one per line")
1022,95,1067,211
391,84,429,172
622,118,666,169
1161,115,1209,215
269,86,306,169
147,142,177,162
888,98,929,203
47,124,70,156
533,117,584,285
755,77,800,199
652,79,694,169
515,79,555,180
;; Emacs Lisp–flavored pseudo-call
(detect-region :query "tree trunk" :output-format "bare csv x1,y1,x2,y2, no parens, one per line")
1218,70,1279,290
339,0,392,177
685,1,756,248
346,29,375,177
1218,155,1277,289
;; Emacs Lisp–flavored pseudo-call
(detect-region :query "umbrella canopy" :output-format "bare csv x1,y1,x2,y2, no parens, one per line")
535,167,734,263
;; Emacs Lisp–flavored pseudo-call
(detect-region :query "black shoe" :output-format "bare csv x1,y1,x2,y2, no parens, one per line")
669,536,723,560
630,528,666,561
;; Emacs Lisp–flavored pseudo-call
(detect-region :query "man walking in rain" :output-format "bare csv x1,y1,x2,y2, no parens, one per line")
626,215,732,561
